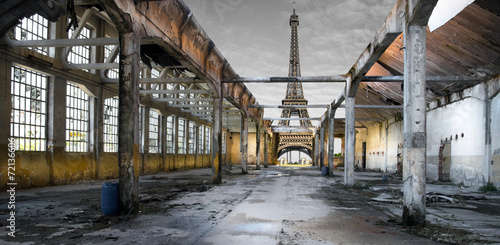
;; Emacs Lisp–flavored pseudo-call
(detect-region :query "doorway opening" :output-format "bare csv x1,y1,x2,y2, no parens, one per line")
439,143,451,182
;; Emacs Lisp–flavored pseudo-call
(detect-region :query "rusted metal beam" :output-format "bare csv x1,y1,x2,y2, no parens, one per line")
223,76,346,83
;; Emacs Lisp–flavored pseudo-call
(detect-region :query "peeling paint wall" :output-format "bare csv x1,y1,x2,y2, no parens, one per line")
354,80,499,187
227,132,265,165
355,119,403,173
427,84,486,186
2,151,213,189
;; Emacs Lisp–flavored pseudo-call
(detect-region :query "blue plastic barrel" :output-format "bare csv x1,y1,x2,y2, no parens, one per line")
321,166,329,176
101,182,120,215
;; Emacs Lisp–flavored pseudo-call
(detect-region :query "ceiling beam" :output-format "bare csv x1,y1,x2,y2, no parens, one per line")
355,105,403,109
362,76,481,83
140,89,210,94
249,104,329,109
223,76,346,83
264,118,322,121
346,0,404,97
152,98,212,102
270,126,316,133
408,0,439,26
139,77,202,84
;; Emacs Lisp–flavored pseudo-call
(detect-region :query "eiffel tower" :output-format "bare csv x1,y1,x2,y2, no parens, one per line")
278,3,314,159
279,3,312,127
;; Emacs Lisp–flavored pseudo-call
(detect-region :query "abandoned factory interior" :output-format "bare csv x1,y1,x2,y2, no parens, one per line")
1,0,500,244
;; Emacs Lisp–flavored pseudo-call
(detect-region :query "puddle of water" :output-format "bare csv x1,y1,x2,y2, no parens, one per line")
264,173,290,178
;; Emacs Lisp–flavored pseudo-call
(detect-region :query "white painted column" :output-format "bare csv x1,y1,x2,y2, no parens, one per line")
344,97,355,186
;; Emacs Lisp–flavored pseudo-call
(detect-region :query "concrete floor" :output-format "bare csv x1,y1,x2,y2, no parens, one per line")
1,166,499,244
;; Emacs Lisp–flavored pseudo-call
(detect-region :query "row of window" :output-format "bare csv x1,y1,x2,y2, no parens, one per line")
10,15,227,154
10,66,225,154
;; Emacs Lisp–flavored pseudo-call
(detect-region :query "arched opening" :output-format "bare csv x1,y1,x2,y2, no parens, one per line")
277,147,312,165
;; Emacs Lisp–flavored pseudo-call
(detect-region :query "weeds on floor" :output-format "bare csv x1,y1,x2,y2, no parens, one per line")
478,182,498,192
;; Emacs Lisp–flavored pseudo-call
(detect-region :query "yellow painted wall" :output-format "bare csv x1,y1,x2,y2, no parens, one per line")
2,150,213,189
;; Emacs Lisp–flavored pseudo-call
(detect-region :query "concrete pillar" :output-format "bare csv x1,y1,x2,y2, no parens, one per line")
117,32,140,215
328,106,336,176
402,24,428,226
47,77,67,184
212,97,223,184
320,122,325,168
264,133,269,168
344,97,355,186
91,87,103,179
314,134,320,167
241,114,249,174
256,127,261,170
0,59,12,187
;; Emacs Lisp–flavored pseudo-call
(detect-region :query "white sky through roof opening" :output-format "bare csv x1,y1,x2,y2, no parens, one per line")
428,0,475,32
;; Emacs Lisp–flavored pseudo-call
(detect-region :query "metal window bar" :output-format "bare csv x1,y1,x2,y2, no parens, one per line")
166,115,174,154
104,44,119,79
204,126,210,154
178,118,186,154
14,14,49,55
10,66,47,151
149,109,160,153
67,25,91,70
198,125,204,154
188,121,195,154
65,83,89,152
103,97,118,152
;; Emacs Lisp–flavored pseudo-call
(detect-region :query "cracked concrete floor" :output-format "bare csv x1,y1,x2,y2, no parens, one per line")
1,166,499,244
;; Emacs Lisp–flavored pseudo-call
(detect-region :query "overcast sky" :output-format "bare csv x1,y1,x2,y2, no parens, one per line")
183,0,396,125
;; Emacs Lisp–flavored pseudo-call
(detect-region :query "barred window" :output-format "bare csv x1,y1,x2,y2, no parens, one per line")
188,121,196,154
149,109,160,153
14,14,48,55
178,118,186,154
10,66,47,151
68,26,91,66
103,97,118,152
198,125,204,154
205,126,211,154
104,44,118,79
66,83,89,152
222,132,226,154
166,115,174,154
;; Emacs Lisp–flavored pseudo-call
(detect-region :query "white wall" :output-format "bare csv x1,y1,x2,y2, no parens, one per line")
490,78,500,184
426,91,486,186
354,79,500,187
